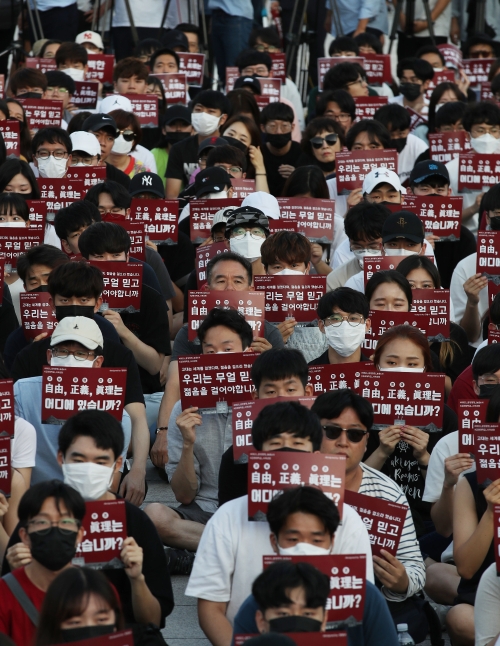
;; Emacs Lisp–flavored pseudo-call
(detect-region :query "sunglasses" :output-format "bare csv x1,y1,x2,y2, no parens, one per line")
322,425,368,443
311,134,338,149
118,129,135,141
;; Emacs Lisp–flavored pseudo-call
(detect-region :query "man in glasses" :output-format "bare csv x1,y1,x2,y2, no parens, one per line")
32,127,72,179
313,390,426,620
43,70,76,127
323,62,369,98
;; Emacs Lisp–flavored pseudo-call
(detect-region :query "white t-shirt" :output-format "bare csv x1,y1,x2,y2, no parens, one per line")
8,277,24,324
112,0,183,28
389,94,429,117
327,178,348,219
446,156,480,235
450,252,488,346
185,495,374,623
133,145,157,174
332,237,352,269
11,416,37,468
398,134,429,185
475,562,500,646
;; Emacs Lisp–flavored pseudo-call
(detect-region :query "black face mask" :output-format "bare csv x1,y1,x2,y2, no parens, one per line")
165,131,191,146
479,384,500,399
17,91,42,99
266,132,292,149
55,305,95,322
390,137,407,153
269,616,323,633
61,625,115,642
29,526,78,571
399,83,422,102
31,284,49,293
315,159,336,173
490,216,500,231
222,135,249,154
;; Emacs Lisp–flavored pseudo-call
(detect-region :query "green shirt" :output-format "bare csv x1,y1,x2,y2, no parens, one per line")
152,147,169,188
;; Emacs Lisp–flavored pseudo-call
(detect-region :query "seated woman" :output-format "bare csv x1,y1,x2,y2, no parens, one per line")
106,109,151,178
296,117,345,179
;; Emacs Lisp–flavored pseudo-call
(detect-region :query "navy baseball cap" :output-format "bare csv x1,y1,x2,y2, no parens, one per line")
194,167,232,197
82,113,118,136
129,172,165,198
409,160,450,185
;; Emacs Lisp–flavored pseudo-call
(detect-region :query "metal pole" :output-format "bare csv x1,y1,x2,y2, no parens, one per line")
157,0,174,40
122,0,139,46
475,0,486,35
421,0,436,45
388,0,404,55
330,0,343,37
31,0,44,41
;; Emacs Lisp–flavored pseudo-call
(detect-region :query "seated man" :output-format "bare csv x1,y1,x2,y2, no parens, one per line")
9,68,47,98
150,48,180,74
80,113,130,188
344,166,406,217
447,344,500,412
43,70,76,126
389,58,433,117
186,401,373,646
55,42,88,82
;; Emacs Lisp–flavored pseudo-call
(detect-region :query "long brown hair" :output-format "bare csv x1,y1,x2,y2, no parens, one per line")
373,324,433,371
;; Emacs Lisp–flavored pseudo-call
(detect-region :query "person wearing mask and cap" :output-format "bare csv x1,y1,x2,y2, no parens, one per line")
75,30,104,54
178,166,233,235
152,105,193,188
128,171,165,200
190,136,230,183
346,166,407,212
233,76,262,96
224,206,270,277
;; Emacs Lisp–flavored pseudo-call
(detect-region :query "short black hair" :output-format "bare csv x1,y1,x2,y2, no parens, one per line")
260,101,294,125
67,111,93,135
18,480,86,527
78,221,131,258
312,389,374,429
267,486,340,537
235,48,272,73
0,192,29,221
39,39,61,58
84,180,131,211
396,57,434,82
150,47,180,70
252,561,330,612
353,32,382,53
317,287,369,320
176,22,201,37
324,62,365,93
473,344,500,382
17,244,69,284
32,127,72,156
45,70,75,94
206,251,252,287
435,101,467,129
374,103,411,132
486,385,500,422
55,42,88,66
58,410,124,461
0,159,39,196
133,37,163,58
192,90,230,115
252,401,323,451
365,270,413,308
53,200,101,241
316,89,355,120
248,26,281,50
47,261,104,300
197,307,253,350
282,166,329,199
329,36,359,56
415,44,445,66
344,202,392,242
251,348,309,390
206,145,247,172
463,101,500,132
346,119,391,150
396,254,441,288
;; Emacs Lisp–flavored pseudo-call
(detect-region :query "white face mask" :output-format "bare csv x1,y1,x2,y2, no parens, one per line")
62,67,85,82
470,133,500,155
324,321,366,357
62,461,115,500
351,248,381,268
275,268,305,275
207,190,228,200
278,541,332,556
378,366,425,372
384,248,420,257
191,112,220,137
72,162,90,167
50,355,95,368
434,102,445,113
37,155,68,179
112,134,134,155
0,221,26,227
230,232,264,259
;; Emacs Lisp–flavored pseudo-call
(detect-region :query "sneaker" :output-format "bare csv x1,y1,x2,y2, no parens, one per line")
165,547,195,575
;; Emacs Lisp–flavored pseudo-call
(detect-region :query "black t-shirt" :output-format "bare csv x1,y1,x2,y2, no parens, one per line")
183,268,199,320
156,231,196,287
262,141,302,197
218,444,248,506
11,337,145,405
1,500,174,627
119,284,171,394
308,350,371,366
105,162,131,189
0,282,20,355
165,135,200,184
431,322,471,384
433,225,477,289
128,257,162,295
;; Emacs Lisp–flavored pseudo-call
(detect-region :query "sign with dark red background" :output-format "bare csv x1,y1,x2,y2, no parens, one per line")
253,275,326,323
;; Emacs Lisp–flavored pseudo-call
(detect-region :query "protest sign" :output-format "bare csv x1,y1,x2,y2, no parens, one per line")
254,275,326,323
75,499,127,568
20,292,58,340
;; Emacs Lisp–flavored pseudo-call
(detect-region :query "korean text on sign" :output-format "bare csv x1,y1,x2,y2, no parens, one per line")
20,292,58,340
335,151,398,193
89,261,143,312
129,198,178,244
253,275,326,323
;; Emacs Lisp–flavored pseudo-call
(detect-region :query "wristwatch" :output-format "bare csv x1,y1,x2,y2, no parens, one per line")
155,426,168,435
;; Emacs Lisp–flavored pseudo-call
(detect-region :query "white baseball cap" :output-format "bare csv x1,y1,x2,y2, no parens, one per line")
50,317,103,350
241,191,280,220
362,168,406,195
70,131,101,157
76,30,104,51
100,94,133,114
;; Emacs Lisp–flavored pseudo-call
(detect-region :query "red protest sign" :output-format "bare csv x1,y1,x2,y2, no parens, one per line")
25,57,57,73
406,107,428,131
353,95,388,120
190,198,242,242
0,120,20,156
473,424,500,483
458,153,500,191
276,197,334,243
196,242,230,286
248,451,345,521
59,630,134,646
462,58,495,85
225,67,239,92
255,95,271,110
230,180,256,200
17,98,62,129
410,289,451,341
235,634,347,646
99,214,146,261
477,231,500,280
129,198,178,244
317,57,365,91
429,132,472,163
65,166,107,188
178,352,258,411
364,255,411,285
122,94,159,127
344,490,406,557
263,554,365,628
86,54,115,84
20,292,58,340
256,77,281,101
41,366,127,424
268,220,297,234
425,69,456,99
269,52,287,81
489,282,500,305
0,435,10,496
177,52,205,86
151,73,187,104
362,54,392,85
37,179,86,216
187,290,265,340
89,261,143,311
335,150,398,194
495,505,500,574
0,230,41,268
401,194,462,240
232,396,316,462
481,82,494,101
489,328,500,344
362,309,439,349
253,275,326,323
75,499,127,568
458,399,488,453
307,363,367,398
72,81,99,109
0,379,14,439
26,199,47,230
438,44,463,69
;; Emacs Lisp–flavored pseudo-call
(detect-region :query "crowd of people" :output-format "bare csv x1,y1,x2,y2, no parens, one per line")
1,3,500,646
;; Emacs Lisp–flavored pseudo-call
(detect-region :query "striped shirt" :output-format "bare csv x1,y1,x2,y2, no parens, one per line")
358,463,426,602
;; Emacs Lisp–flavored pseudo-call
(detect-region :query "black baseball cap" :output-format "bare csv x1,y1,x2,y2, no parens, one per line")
409,160,450,185
162,104,191,126
198,136,229,155
233,75,261,94
161,29,189,52
82,113,118,136
194,167,232,198
382,211,425,244
129,172,165,198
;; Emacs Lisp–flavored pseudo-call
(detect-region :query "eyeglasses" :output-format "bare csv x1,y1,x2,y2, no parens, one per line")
36,150,69,160
46,86,69,94
51,348,96,361
27,518,80,535
350,242,382,252
470,50,494,58
215,164,243,175
254,44,279,53
346,77,367,88
310,134,338,149
70,156,96,166
479,375,500,386
265,122,292,134
242,66,269,76
117,129,135,141
323,314,364,327
97,206,124,215
326,111,352,123
322,425,368,443
230,226,266,240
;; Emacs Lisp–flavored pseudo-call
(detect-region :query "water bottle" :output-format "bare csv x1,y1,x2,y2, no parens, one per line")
397,624,415,646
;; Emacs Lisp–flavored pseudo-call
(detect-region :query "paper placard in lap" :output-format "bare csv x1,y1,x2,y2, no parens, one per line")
195,242,230,286
0,435,10,497
129,198,178,244
89,261,142,311
253,275,326,323
190,198,241,242
401,194,462,240
458,399,488,453
74,499,127,569
20,292,58,340
429,131,472,163
335,150,398,194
